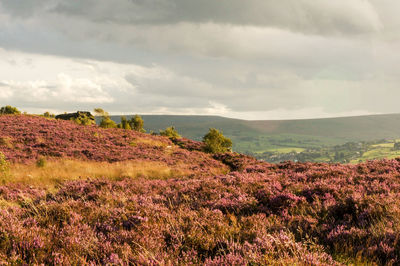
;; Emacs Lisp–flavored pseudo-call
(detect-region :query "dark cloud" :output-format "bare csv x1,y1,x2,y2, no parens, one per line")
0,0,399,119
51,0,381,35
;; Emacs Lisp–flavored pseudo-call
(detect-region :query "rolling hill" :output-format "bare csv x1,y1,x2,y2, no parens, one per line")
1,114,400,264
107,113,400,155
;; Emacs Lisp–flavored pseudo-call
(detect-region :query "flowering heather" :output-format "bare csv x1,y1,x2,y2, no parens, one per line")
0,115,226,177
0,115,400,264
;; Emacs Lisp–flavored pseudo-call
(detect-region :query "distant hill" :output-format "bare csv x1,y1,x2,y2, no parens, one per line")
107,114,400,154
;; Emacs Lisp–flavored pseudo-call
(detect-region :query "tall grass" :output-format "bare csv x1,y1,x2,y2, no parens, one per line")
3,159,193,189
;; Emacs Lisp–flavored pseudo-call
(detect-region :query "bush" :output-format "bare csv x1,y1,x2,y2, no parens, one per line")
118,116,131,130
43,112,55,118
56,112,95,125
203,128,232,154
129,115,145,132
95,108,117,128
0,106,20,115
72,113,95,126
160,126,181,139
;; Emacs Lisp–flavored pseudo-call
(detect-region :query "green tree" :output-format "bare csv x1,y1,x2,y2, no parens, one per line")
160,126,181,139
203,128,232,154
72,112,95,125
118,116,132,130
129,115,145,132
0,105,20,115
94,108,117,128
43,112,55,118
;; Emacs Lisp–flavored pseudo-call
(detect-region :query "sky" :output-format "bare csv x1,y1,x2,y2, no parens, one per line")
0,0,399,120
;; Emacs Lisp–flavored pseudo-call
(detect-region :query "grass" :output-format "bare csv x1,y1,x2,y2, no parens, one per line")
350,145,400,163
371,143,394,148
1,159,194,190
131,137,168,148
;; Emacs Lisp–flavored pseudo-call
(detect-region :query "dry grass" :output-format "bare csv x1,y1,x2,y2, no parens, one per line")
0,137,13,148
1,159,193,189
132,137,168,148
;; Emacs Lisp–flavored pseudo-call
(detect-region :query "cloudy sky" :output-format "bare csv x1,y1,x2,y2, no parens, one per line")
0,0,399,120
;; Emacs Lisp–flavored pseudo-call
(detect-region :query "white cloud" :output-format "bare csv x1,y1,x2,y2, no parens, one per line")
0,1,399,119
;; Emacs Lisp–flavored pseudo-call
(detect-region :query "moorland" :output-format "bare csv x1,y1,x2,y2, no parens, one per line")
0,112,399,264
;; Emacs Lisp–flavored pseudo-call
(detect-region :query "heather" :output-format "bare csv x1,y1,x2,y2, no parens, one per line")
0,115,400,264
0,115,226,177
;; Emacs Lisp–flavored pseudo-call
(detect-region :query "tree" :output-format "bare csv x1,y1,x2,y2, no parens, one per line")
43,112,55,118
0,106,20,115
129,115,145,132
118,116,131,130
203,128,232,154
94,108,117,128
73,113,96,126
160,126,181,139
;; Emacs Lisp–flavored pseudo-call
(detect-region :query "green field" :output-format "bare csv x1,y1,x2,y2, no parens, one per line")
350,142,400,163
105,114,400,163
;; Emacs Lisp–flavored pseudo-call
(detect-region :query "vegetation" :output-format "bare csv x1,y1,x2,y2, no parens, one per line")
117,116,131,130
159,126,181,139
0,152,9,175
72,112,95,125
55,111,95,125
43,112,55,118
0,105,20,115
203,128,232,154
36,157,46,168
3,113,400,263
95,108,118,128
0,115,400,264
128,114,400,159
129,114,145,132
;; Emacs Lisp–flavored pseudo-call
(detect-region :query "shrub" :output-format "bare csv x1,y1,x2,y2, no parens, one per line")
95,108,117,129
203,128,232,154
72,113,95,126
0,106,20,115
43,112,55,118
56,111,95,125
160,126,181,139
118,116,131,130
129,115,145,132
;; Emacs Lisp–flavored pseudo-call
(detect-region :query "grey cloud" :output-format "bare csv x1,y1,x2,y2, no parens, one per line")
0,0,399,119
0,0,53,17
50,0,382,35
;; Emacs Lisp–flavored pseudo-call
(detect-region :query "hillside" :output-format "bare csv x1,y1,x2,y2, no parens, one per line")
0,115,227,179
0,115,400,264
107,114,400,160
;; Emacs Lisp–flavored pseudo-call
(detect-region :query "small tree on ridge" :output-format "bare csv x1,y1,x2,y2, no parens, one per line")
94,108,117,128
203,128,232,154
160,126,181,139
0,106,20,115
